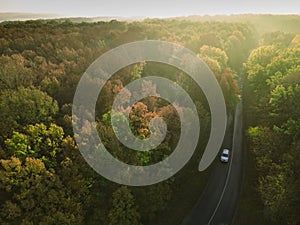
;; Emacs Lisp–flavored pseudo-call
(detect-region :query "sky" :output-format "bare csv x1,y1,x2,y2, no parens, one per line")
1,0,300,18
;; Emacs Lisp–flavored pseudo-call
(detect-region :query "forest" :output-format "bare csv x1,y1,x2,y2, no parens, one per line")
0,15,299,225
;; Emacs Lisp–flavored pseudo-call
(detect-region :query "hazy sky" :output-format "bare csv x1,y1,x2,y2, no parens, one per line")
1,0,300,18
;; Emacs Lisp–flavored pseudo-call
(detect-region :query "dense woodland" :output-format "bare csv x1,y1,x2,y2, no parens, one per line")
243,30,300,224
0,15,299,225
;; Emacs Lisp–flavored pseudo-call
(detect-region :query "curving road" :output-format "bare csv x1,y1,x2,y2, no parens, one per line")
182,102,244,225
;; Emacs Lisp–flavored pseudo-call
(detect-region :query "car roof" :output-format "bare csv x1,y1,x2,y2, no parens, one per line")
222,149,229,154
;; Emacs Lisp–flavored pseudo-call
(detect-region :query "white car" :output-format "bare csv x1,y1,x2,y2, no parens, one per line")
220,149,230,163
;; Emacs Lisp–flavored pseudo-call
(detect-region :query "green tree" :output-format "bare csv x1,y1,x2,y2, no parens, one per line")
0,157,84,225
198,45,228,73
260,31,295,47
108,186,141,225
0,88,58,139
246,45,279,92
225,31,245,71
133,181,172,224
0,54,33,90
198,33,223,49
5,123,64,169
245,44,300,224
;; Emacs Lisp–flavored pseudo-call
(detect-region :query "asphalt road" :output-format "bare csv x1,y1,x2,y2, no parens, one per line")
182,102,244,225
